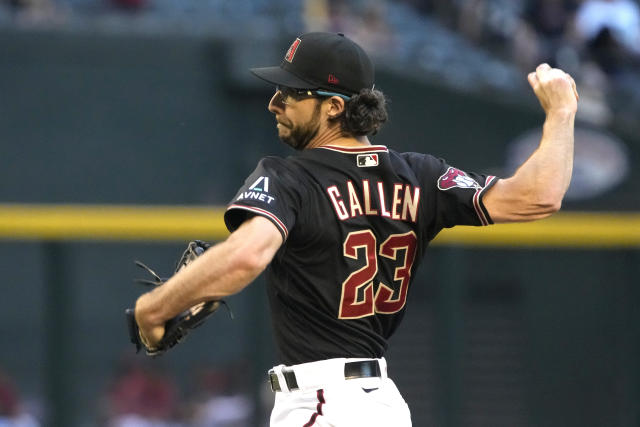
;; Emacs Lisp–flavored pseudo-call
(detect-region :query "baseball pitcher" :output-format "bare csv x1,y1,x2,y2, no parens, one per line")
131,32,577,426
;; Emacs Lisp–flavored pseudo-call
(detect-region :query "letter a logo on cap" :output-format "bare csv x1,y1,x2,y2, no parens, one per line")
284,38,301,63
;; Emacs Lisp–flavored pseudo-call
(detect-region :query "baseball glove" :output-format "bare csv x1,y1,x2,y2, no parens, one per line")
125,240,228,357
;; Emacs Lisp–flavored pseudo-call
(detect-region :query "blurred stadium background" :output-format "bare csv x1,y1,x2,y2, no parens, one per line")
0,0,639,426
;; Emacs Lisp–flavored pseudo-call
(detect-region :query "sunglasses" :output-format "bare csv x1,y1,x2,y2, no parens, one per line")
275,85,352,105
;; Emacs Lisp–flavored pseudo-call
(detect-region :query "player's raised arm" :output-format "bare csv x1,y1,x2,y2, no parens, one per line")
483,63,578,223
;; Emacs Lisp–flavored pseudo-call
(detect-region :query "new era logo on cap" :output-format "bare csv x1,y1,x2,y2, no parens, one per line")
284,38,301,63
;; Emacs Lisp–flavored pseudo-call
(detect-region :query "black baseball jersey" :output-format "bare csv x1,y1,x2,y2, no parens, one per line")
225,145,497,365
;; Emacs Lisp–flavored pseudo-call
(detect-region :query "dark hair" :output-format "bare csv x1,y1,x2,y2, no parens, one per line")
332,88,388,137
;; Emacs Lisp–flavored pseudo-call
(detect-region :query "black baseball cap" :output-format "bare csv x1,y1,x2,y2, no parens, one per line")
250,32,374,97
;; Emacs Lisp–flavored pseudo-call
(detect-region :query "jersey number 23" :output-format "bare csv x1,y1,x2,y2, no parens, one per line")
339,230,417,319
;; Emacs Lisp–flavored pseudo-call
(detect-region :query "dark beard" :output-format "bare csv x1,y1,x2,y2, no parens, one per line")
279,101,322,150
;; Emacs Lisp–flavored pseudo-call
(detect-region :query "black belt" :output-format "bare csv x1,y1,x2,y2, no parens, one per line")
268,360,382,392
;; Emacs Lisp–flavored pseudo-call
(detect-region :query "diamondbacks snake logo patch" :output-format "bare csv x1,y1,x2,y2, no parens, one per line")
437,167,480,190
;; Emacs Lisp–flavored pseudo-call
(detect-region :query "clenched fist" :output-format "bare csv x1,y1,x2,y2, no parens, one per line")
528,63,579,114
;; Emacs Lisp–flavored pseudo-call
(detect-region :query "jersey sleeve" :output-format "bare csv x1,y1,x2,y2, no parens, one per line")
405,153,498,230
224,157,302,241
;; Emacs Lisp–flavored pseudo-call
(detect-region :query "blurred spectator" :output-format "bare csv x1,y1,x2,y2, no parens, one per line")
456,0,488,43
0,371,40,427
350,0,396,55
573,0,640,125
109,0,148,12
575,0,640,56
511,0,579,72
574,0,640,73
103,357,181,427
2,0,66,26
312,0,395,56
456,0,525,48
398,0,458,26
425,0,640,126
185,363,253,427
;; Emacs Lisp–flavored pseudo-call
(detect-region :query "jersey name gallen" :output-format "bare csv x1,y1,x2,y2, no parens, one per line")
327,180,421,222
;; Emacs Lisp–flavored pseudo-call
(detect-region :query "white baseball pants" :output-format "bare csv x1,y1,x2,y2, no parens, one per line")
269,358,412,427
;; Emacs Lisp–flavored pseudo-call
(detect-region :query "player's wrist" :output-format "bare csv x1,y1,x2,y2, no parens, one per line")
134,293,163,331
545,106,577,118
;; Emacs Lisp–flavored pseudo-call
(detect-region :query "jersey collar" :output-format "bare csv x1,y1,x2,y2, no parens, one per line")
317,145,388,154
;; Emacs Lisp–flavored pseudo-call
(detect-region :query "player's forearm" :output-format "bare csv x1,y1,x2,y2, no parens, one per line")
135,242,260,329
514,109,574,204
485,109,575,222
135,216,282,330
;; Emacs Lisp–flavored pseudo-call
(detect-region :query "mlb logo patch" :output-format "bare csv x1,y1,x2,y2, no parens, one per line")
357,154,379,167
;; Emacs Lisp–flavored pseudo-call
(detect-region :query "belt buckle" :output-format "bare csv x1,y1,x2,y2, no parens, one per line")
268,367,299,392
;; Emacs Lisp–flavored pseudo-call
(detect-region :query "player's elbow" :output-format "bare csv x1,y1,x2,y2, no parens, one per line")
518,189,564,220
214,216,282,296
485,180,564,222
215,244,272,297
234,249,271,278
231,232,277,276
546,199,562,215
534,186,565,215
529,199,562,220
518,179,566,218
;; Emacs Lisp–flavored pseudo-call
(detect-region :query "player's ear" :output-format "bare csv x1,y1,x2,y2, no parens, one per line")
325,96,346,119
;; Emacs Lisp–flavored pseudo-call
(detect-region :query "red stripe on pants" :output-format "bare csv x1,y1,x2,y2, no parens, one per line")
303,390,325,427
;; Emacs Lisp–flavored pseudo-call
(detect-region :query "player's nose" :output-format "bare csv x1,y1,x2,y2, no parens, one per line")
268,92,285,114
